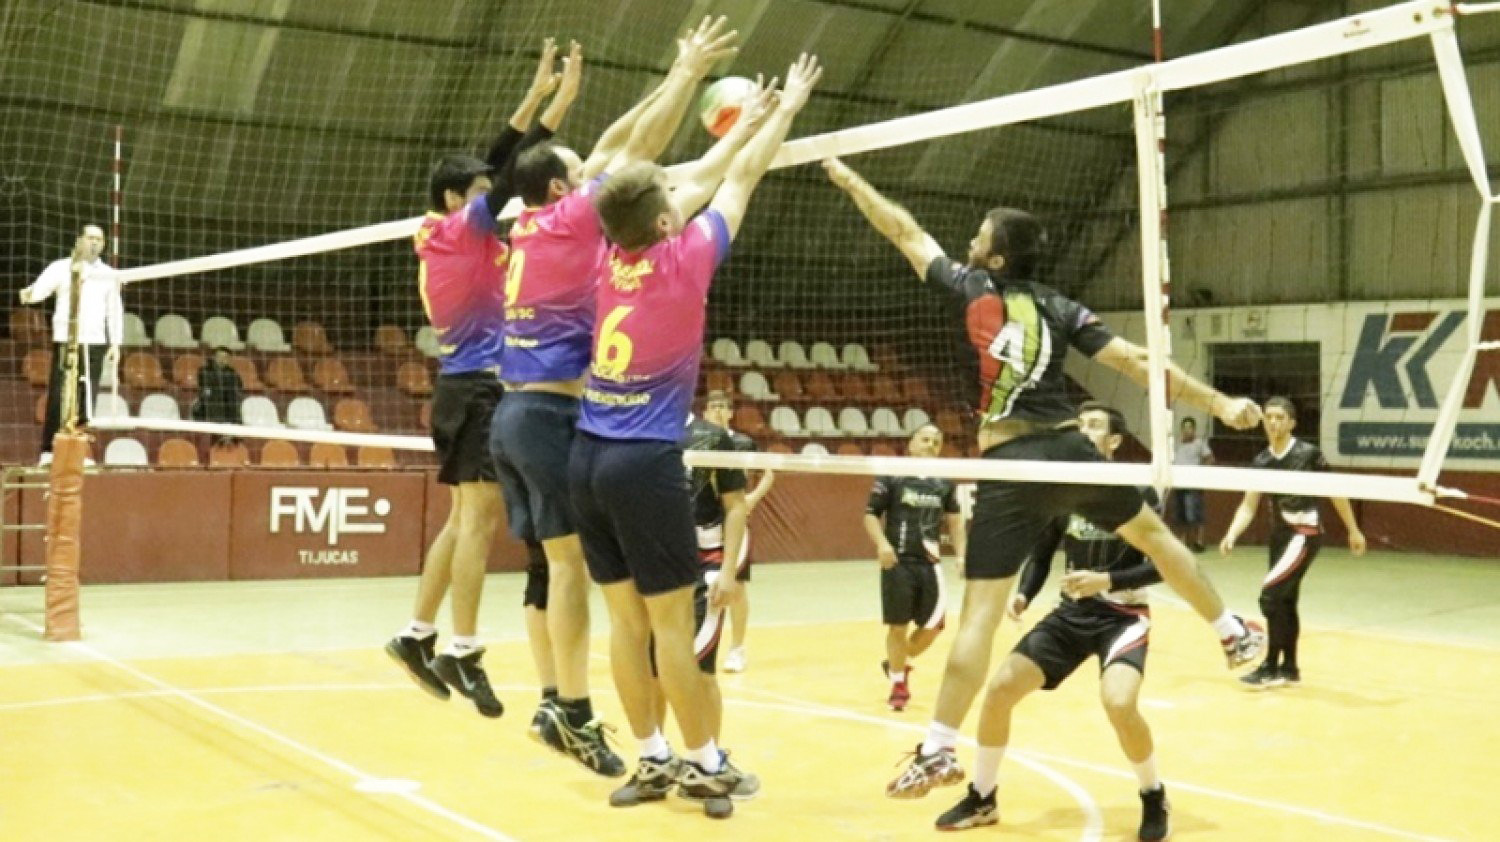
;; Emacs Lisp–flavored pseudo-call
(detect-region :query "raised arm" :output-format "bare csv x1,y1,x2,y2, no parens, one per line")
485,38,561,171
1093,337,1263,431
580,83,663,181
668,79,778,220
1219,491,1262,555
709,53,822,239
823,157,945,279
606,15,740,174
537,40,582,133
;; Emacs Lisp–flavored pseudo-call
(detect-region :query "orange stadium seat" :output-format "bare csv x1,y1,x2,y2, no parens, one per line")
396,361,433,397
835,442,864,456
936,407,968,439
172,353,203,390
731,405,768,437
804,371,839,402
419,400,432,431
292,321,334,355
259,439,301,467
313,357,355,394
23,348,51,387
34,393,46,423
704,368,734,395
838,372,872,402
157,438,199,467
209,440,250,467
871,374,904,404
870,441,899,457
309,441,350,468
229,356,264,392
374,325,409,356
902,376,932,404
357,445,396,468
333,398,376,432
122,352,167,390
265,357,309,392
772,371,805,401
940,442,962,458
9,308,47,344
765,441,794,454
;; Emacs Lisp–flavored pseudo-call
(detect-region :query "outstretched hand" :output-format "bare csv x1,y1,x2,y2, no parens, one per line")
1215,396,1262,431
730,75,780,136
676,15,739,77
527,37,560,99
554,40,583,103
779,53,823,113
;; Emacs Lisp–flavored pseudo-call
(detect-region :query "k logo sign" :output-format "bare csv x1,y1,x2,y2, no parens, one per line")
269,487,390,546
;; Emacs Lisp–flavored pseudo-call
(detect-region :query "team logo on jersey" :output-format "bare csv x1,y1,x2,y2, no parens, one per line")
899,488,944,509
607,255,653,292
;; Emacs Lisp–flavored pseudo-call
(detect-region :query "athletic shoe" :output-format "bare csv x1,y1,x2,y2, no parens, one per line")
889,680,911,712
678,755,744,819
538,705,627,777
1221,616,1266,668
1238,662,1279,689
935,784,998,831
1278,665,1302,687
880,659,889,679
1139,785,1171,841
723,646,747,673
431,648,503,718
609,754,681,807
529,700,553,741
384,634,450,700
723,753,760,802
887,743,964,799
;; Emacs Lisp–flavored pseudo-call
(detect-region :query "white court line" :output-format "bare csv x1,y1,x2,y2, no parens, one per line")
2,615,518,842
728,686,1104,842
732,684,1454,842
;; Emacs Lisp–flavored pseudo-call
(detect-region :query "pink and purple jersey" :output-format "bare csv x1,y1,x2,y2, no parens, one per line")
579,210,731,442
416,195,507,374
501,179,607,382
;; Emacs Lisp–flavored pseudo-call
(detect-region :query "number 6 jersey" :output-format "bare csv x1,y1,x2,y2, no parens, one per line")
579,209,732,442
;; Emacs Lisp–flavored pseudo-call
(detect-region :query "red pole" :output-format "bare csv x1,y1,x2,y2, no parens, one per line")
111,124,123,267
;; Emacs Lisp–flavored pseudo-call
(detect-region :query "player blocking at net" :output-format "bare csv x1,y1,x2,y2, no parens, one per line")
821,156,1267,805
570,54,821,817
491,17,739,778
385,40,574,720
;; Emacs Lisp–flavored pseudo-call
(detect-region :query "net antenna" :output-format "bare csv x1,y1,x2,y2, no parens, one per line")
1136,0,1174,494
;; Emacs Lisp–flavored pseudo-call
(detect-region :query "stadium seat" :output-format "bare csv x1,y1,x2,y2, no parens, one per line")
374,325,409,356
154,314,196,349
704,368,735,395
941,442,962,458
837,407,873,437
259,439,301,467
838,373,872,402
842,343,879,372
870,407,904,437
415,325,441,359
158,438,200,466
23,348,51,387
265,356,309,392
122,351,167,390
247,318,292,353
313,357,355,394
800,442,830,456
835,441,864,456
936,407,968,439
209,440,250,467
744,339,781,368
870,441,899,457
903,376,932,403
397,361,433,397
357,445,396,468
93,392,129,420
765,441,794,454
103,437,149,467
333,398,377,432
242,396,283,428
172,353,203,390
139,393,181,421
738,371,777,401
769,405,804,437
871,374,904,404
804,406,841,437
309,441,349,468
809,341,846,370
419,400,432,431
292,321,334,355
10,307,48,344
34,393,45,423
772,371,805,402
286,396,332,431
903,407,932,434
804,371,839,402
122,313,151,347
229,356,264,392
200,316,245,351
731,405,768,437
710,338,747,367
779,341,814,370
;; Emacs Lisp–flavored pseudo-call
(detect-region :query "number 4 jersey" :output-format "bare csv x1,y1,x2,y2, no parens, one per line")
925,256,1115,425
579,210,732,442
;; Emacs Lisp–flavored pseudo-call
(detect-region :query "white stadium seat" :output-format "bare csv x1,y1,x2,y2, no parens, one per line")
154,314,196,349
744,339,782,368
415,325,441,359
870,407,904,437
200,315,245,351
842,343,879,372
800,442,830,456
779,341,814,370
738,371,778,401
103,437,149,467
286,396,332,431
122,313,151,347
769,405,805,437
711,338,747,367
93,392,130,420
902,407,931,434
838,407,873,437
241,395,284,428
139,393,181,421
804,406,841,437
809,341,846,370
247,318,292,353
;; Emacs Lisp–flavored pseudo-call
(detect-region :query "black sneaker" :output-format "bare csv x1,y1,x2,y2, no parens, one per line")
1238,662,1279,690
678,757,743,820
539,705,627,777
1139,785,1170,841
530,700,553,741
385,635,449,700
609,754,681,807
431,648,503,718
1278,666,1302,687
935,784,999,831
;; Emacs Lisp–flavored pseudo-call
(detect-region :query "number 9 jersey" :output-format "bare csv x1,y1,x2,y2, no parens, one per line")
579,210,731,442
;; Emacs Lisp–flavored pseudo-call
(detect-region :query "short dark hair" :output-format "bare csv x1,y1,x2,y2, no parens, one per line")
1180,417,1197,429
593,162,670,251
514,143,570,207
1078,400,1127,436
985,207,1047,279
1265,396,1298,419
427,154,491,212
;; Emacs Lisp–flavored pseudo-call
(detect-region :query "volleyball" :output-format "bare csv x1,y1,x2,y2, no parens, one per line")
699,76,757,137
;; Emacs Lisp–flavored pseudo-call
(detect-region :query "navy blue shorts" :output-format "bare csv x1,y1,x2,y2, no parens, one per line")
568,432,699,597
1171,489,1205,526
491,391,578,543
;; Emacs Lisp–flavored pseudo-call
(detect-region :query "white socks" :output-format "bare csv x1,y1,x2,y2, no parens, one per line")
1212,611,1244,639
639,729,670,762
1133,755,1161,791
972,745,1006,797
401,620,436,639
920,722,960,757
444,635,479,655
691,739,723,773
889,669,907,683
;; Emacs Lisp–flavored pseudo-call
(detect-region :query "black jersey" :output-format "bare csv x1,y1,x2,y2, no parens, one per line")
683,417,747,545
926,257,1114,425
727,429,757,453
1252,438,1329,533
1018,488,1162,609
867,475,959,564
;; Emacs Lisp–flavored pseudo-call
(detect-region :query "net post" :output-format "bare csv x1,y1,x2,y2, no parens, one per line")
44,262,88,642
1132,70,1174,493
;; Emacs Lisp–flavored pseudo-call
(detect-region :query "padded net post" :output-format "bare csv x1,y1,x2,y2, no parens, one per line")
44,263,87,641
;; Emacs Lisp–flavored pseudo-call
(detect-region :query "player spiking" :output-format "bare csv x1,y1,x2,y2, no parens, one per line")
572,54,821,817
821,157,1267,800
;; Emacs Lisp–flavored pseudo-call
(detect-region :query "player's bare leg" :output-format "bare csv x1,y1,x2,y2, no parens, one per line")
386,486,462,700
543,534,592,699
1101,663,1170,842
932,653,1045,830
429,482,504,718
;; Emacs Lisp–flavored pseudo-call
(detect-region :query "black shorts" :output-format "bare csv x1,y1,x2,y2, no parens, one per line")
1014,601,1150,690
881,559,948,628
569,432,699,597
491,391,579,543
431,373,502,486
967,430,1144,580
650,574,722,676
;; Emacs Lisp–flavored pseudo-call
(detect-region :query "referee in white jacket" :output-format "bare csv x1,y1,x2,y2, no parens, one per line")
17,224,123,465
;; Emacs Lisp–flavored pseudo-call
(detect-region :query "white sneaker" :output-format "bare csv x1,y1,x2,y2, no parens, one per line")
723,646,747,673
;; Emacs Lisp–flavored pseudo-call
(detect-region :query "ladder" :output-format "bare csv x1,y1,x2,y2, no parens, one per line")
1,466,49,584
